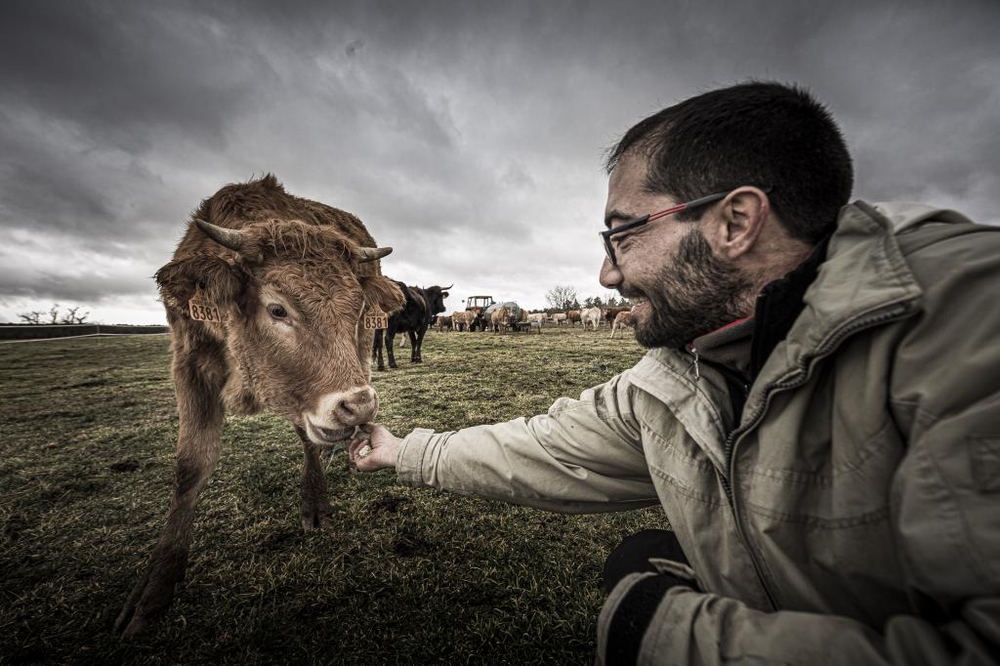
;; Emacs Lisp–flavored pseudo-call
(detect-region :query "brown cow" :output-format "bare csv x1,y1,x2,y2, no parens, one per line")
610,309,635,338
566,309,581,326
604,306,630,327
114,174,404,637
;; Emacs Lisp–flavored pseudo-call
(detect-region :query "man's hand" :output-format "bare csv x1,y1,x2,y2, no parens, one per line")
348,424,402,472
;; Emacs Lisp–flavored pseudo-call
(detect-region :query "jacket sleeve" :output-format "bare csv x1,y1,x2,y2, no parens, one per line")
395,371,661,513
597,225,1000,665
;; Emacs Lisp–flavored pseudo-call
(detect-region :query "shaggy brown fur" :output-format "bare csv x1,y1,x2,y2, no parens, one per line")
115,174,403,637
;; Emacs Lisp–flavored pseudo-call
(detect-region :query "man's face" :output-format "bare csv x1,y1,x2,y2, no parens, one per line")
599,154,751,349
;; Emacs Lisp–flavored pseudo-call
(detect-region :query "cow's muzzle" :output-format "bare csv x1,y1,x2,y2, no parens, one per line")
304,386,379,445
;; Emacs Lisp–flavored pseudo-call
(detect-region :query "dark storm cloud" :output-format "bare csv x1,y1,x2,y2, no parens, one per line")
0,0,997,323
0,1,273,152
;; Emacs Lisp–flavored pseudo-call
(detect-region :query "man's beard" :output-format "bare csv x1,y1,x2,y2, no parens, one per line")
629,228,753,349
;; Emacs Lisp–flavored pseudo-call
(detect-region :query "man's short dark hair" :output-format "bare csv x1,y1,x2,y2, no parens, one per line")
605,81,853,244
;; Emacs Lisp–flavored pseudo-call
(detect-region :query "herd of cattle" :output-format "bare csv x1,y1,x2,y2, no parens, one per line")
114,175,636,636
370,286,636,370
433,306,634,337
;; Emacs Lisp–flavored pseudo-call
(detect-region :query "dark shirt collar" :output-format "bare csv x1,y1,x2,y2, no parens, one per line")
749,235,831,379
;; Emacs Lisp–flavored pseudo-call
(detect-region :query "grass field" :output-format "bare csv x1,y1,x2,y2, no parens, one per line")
0,327,669,665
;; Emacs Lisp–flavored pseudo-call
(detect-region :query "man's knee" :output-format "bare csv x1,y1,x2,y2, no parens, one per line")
601,529,689,594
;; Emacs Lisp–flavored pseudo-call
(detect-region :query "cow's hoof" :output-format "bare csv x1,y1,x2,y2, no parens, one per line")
114,553,185,637
301,502,333,531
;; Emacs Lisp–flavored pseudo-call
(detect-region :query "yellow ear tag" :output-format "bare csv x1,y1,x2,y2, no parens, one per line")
188,286,223,322
362,308,388,330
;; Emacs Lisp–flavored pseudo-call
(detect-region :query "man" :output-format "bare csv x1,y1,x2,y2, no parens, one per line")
350,81,1000,664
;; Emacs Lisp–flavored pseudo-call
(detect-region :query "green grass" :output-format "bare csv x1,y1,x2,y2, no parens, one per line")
0,328,668,665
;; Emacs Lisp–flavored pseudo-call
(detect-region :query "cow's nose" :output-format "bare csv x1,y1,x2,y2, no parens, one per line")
332,386,378,426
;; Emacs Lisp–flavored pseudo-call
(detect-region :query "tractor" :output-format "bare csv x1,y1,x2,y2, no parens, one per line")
465,295,527,332
464,295,494,331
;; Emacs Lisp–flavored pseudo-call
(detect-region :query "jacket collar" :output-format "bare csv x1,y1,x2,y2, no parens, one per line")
746,200,929,410
775,203,922,356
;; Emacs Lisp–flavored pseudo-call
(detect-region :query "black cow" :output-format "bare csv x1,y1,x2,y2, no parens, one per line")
372,281,450,370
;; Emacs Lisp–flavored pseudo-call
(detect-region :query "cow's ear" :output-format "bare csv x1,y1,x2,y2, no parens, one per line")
155,252,245,314
361,275,405,315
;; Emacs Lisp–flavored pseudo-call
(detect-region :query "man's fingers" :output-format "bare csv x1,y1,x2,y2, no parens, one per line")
346,424,399,473
348,439,370,459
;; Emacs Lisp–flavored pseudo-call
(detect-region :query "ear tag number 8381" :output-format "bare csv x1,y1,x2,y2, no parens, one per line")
188,292,222,322
363,309,388,330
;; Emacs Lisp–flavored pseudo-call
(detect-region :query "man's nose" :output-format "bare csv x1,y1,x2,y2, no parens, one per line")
599,256,622,289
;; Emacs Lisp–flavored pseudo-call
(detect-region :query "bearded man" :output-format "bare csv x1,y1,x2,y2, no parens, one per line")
350,81,1000,665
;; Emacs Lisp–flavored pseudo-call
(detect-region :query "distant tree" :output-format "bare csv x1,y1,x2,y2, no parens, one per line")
60,306,90,324
545,285,578,311
17,304,90,325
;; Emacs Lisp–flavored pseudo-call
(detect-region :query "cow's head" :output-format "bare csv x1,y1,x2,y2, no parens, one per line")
423,284,451,322
155,218,404,445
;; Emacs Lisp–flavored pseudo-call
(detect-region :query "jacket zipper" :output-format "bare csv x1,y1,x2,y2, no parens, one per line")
710,301,912,611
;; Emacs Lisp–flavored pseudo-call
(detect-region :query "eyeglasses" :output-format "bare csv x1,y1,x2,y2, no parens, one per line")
599,190,731,267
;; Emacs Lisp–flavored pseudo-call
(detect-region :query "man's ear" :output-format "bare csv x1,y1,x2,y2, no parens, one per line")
154,252,246,314
361,275,406,315
710,187,770,260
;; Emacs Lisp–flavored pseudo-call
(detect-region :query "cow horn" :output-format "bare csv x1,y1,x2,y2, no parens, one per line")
195,219,246,252
441,284,453,290
357,246,392,263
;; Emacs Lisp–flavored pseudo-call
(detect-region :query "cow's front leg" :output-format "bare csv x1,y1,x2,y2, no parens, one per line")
297,427,332,530
386,331,398,369
115,354,224,637
371,329,386,372
409,330,420,363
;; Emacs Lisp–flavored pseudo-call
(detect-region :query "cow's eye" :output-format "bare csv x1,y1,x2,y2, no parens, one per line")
267,304,288,319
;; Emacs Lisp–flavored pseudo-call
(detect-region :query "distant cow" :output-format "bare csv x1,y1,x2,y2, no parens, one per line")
116,174,404,637
566,309,581,326
490,305,511,333
451,310,475,332
527,312,545,327
604,306,630,327
435,315,453,331
611,310,634,338
372,282,451,370
551,312,567,326
581,307,603,330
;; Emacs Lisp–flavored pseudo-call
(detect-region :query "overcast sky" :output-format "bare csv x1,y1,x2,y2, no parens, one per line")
2,0,998,324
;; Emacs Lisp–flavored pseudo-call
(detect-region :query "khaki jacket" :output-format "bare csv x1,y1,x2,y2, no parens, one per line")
397,201,1000,664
